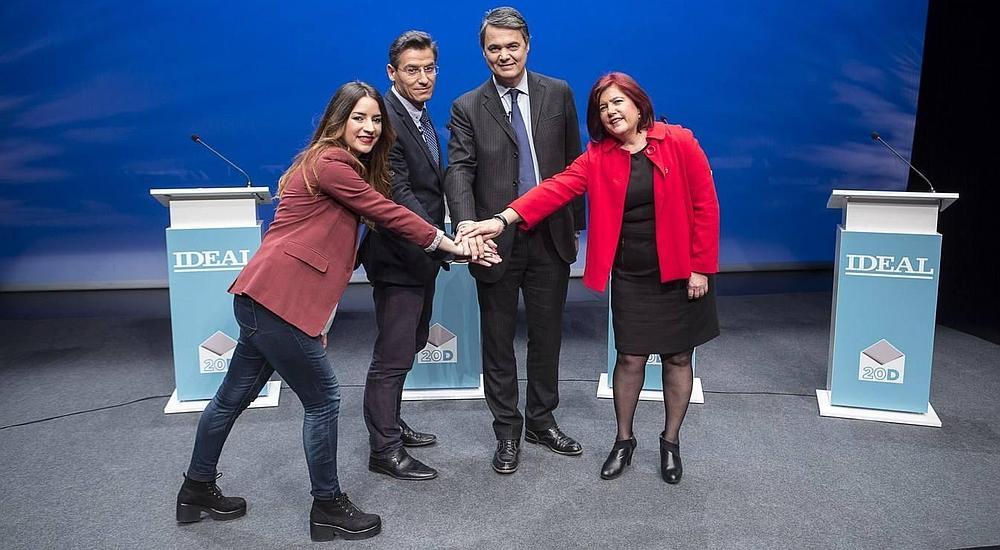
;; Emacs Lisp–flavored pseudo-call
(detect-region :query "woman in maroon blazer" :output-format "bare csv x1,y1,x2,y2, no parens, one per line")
176,81,494,542
461,72,720,484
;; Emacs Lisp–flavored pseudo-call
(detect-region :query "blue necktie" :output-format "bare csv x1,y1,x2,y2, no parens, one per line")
419,109,439,165
507,89,537,196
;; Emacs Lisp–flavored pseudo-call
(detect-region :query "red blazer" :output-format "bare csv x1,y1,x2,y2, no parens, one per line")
230,147,438,336
509,122,719,292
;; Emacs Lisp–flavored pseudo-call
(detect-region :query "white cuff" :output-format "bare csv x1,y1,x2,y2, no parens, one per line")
424,229,445,253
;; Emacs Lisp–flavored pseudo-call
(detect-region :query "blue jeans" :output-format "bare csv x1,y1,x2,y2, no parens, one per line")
186,294,342,499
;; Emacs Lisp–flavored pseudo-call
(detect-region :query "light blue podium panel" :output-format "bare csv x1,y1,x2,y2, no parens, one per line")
598,280,704,403
151,187,277,411
820,190,958,426
166,226,262,400
403,262,483,393
828,229,941,412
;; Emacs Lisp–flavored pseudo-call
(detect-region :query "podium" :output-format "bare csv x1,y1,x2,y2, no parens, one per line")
151,187,282,413
401,221,485,401
818,190,958,427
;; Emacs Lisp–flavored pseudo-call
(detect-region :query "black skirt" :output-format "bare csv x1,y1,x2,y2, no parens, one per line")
611,265,720,356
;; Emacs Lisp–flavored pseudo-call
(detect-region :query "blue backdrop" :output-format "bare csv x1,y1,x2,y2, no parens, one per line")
0,1,927,289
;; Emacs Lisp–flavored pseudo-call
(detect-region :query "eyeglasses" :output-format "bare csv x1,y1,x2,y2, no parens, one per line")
398,65,439,77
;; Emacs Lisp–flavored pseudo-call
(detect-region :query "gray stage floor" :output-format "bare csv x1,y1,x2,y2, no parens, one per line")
1,280,998,549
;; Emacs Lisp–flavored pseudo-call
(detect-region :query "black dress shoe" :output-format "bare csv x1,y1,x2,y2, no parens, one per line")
176,472,247,523
400,418,437,447
368,448,438,481
600,437,637,480
659,433,683,484
492,439,520,474
525,426,583,456
310,494,381,541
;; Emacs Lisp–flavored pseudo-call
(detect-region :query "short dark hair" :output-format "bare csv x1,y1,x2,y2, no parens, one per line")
479,6,530,48
388,30,437,67
587,72,656,142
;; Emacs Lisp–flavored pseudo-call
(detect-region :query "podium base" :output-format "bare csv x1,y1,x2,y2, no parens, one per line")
402,375,486,401
164,380,282,414
815,389,941,427
597,373,704,404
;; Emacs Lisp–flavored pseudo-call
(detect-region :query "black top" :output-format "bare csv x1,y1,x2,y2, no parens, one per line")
615,148,659,278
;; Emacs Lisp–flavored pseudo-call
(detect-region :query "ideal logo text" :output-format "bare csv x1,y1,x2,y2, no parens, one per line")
173,249,251,273
844,254,934,280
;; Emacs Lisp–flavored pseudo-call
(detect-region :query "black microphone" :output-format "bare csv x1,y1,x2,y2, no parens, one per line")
870,131,936,193
190,134,253,187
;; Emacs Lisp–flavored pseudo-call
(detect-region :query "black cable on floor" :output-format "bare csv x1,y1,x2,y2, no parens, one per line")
0,394,172,431
704,390,815,398
0,383,816,431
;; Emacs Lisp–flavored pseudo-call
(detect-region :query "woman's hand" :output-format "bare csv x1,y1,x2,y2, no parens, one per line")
455,208,522,259
439,236,501,267
687,272,709,300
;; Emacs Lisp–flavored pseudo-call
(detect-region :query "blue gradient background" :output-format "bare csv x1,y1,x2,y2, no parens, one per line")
0,1,928,288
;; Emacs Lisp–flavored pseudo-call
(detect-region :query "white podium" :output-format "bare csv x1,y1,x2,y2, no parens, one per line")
151,187,282,413
819,190,957,426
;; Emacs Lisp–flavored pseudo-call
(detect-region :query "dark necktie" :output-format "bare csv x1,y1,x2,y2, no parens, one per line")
419,109,439,165
507,88,537,196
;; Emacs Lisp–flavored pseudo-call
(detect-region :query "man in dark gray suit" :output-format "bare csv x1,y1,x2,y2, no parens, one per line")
445,7,586,474
358,31,448,481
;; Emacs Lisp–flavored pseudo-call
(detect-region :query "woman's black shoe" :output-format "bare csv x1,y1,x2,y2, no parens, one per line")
659,433,683,484
309,494,382,541
176,473,247,523
600,437,637,480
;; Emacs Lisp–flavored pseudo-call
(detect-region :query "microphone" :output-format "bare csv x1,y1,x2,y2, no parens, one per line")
870,131,936,193
190,134,253,187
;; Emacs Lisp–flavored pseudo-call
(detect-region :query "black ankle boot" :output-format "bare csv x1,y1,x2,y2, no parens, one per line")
659,433,683,484
600,437,637,480
309,494,382,541
176,473,247,523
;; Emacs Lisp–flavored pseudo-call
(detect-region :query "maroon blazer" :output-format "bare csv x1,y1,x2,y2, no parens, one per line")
230,147,438,336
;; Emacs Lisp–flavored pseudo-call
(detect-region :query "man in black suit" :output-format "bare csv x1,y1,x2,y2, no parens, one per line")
359,30,448,481
445,7,586,474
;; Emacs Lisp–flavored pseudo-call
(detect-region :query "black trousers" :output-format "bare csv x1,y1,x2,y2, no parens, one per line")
476,228,570,440
363,281,435,457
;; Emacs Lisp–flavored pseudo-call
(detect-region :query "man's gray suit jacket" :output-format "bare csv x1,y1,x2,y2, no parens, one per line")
445,71,586,283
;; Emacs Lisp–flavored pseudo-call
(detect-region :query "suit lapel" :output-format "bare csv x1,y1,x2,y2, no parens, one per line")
480,80,517,144
527,72,547,140
386,89,442,176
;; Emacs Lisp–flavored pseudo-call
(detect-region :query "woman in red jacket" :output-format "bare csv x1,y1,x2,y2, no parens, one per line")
175,81,496,542
460,72,720,484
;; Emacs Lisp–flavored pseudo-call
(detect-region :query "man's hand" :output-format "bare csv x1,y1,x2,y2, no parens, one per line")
455,218,505,260
440,235,501,267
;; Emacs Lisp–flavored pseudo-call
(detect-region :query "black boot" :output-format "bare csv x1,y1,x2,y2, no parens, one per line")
600,437,637,480
659,433,683,484
309,494,382,541
176,473,247,523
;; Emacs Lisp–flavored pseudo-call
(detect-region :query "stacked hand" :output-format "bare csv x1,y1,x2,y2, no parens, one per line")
439,233,501,267
454,217,506,261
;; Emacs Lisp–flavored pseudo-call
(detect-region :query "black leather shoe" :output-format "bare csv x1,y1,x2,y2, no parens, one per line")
176,472,247,523
659,433,683,484
600,437,637,480
368,448,438,481
400,418,437,447
525,426,583,456
492,439,520,474
310,494,382,541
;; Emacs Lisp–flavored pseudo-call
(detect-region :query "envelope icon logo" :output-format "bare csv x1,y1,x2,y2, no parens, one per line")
199,331,237,374
417,323,458,364
858,339,905,384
